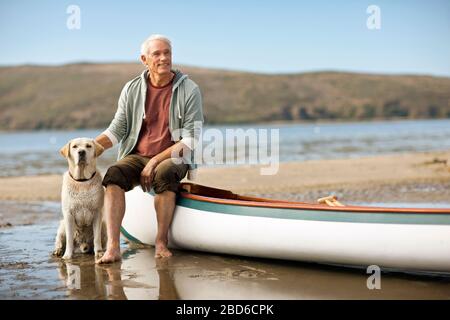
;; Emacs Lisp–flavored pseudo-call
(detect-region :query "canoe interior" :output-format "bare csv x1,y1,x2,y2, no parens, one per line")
178,182,450,214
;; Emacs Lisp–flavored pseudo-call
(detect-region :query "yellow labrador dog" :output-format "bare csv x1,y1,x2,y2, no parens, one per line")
53,138,107,260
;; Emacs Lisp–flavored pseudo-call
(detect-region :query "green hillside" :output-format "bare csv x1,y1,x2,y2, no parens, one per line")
1,63,449,130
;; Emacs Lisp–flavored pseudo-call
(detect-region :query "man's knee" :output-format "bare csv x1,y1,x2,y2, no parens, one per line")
105,183,125,194
155,159,178,179
102,165,131,191
152,159,188,194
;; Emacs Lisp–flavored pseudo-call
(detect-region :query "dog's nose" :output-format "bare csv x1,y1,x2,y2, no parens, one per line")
78,150,86,156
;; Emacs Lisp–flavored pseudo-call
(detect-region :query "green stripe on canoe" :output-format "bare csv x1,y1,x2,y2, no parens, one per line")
120,226,143,244
176,197,450,225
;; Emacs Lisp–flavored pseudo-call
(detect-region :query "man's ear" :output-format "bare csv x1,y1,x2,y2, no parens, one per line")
60,141,70,158
140,54,147,65
94,140,104,158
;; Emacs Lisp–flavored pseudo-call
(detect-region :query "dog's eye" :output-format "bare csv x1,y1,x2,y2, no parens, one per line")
72,145,78,148
86,145,92,148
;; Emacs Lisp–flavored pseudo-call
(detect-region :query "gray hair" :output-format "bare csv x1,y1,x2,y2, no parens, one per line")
140,34,172,55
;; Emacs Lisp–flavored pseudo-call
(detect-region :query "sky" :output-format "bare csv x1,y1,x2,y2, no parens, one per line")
1,0,449,76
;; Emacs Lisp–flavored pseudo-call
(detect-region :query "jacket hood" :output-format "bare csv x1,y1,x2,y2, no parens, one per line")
172,69,188,89
139,69,188,120
140,69,188,90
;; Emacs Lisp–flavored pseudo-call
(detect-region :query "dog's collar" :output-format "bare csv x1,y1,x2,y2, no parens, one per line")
69,171,97,182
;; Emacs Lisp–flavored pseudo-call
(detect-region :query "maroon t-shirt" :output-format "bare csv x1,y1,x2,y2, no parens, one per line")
133,75,175,158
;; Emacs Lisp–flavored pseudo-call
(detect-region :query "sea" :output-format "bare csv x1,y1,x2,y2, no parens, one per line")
1,119,450,177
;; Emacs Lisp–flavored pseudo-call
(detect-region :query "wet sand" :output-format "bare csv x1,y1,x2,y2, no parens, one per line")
1,151,450,299
1,222,450,300
0,201,60,227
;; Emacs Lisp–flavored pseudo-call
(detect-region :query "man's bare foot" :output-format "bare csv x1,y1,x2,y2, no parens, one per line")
155,241,172,258
95,248,122,264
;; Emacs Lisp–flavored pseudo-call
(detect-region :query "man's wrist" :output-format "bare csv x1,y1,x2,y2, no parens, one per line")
149,157,159,167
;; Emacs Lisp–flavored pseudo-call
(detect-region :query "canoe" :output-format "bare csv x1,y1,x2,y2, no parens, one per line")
121,183,450,275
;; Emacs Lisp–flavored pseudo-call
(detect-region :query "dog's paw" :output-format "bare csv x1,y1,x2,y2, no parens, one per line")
52,248,64,257
62,253,73,260
95,251,105,260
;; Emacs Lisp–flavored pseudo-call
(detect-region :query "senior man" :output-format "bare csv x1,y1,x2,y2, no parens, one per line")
95,35,203,263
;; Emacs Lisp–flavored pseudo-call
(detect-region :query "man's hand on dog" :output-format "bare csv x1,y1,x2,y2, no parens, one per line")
140,159,159,192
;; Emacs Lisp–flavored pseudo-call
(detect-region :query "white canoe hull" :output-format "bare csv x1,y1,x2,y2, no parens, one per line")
122,187,450,275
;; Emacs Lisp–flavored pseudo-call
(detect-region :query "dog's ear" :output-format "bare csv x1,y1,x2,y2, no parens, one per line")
59,141,70,158
93,140,104,158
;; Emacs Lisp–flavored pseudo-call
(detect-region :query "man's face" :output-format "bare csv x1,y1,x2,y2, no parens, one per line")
141,40,172,76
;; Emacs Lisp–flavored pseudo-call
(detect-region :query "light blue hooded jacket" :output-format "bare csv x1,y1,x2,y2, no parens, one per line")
102,69,204,179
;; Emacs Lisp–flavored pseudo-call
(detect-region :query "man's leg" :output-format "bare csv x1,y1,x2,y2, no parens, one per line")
96,155,146,264
154,191,176,258
152,158,189,258
96,184,125,264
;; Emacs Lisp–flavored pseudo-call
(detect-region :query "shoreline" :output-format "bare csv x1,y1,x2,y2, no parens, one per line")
0,150,449,203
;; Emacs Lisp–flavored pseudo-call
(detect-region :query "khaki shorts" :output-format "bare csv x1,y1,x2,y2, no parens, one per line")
102,154,189,193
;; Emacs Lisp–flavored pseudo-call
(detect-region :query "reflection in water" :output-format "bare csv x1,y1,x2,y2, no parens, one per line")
55,248,180,300
1,223,449,300
56,258,111,299
54,247,450,300
155,259,180,300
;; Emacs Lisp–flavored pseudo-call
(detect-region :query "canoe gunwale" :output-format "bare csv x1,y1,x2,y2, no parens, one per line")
179,192,450,214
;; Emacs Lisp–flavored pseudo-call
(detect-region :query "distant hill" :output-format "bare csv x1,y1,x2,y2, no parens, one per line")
1,63,450,130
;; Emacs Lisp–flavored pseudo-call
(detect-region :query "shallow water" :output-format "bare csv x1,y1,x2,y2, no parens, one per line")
1,220,450,299
1,119,450,177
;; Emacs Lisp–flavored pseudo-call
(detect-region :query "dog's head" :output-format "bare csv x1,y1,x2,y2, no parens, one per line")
60,138,104,179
